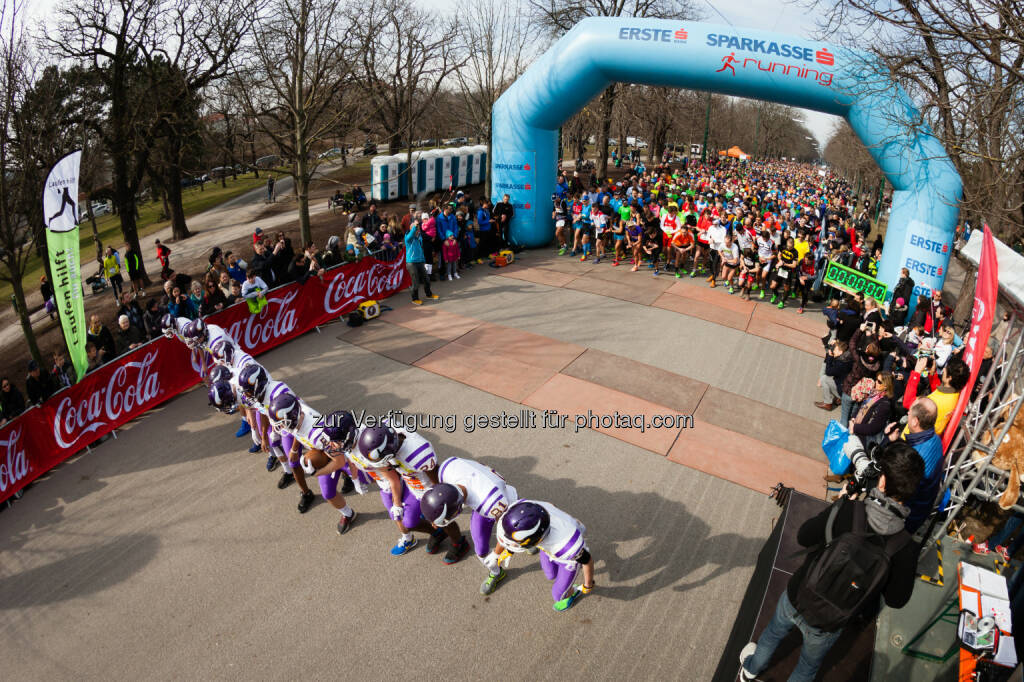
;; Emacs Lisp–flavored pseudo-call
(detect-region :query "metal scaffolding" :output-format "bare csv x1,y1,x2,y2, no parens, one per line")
929,302,1024,543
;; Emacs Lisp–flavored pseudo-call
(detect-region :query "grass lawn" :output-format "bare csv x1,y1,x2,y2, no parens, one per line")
4,173,271,302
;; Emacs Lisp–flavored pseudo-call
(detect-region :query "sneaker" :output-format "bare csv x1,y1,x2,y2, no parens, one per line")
390,536,418,556
480,568,508,595
594,256,601,264
652,270,660,276
770,295,777,304
798,307,804,314
631,265,639,272
553,588,583,612
758,290,765,300
266,454,279,472
235,420,251,438
427,294,439,299
336,510,357,535
248,443,262,454
447,274,453,281
340,475,355,495
739,642,758,681
708,281,716,288
580,254,586,262
689,269,697,277
728,286,735,294
675,272,681,279
425,528,447,555
443,536,471,564
277,472,294,489
454,272,460,279
778,300,785,309
297,490,315,513
558,247,566,255
412,299,423,306
613,260,620,267
706,274,714,282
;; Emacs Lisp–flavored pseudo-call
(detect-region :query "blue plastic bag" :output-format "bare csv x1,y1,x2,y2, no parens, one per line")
822,419,851,475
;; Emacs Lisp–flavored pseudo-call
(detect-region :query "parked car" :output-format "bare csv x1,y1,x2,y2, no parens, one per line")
452,137,468,145
362,142,378,155
210,166,233,179
79,201,111,220
255,155,280,169
318,147,341,159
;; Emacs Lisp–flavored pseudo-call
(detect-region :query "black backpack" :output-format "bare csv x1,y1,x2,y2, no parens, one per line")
793,499,910,632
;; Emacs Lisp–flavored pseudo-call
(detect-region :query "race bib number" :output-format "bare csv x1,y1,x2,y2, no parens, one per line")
556,220,565,228
777,269,789,279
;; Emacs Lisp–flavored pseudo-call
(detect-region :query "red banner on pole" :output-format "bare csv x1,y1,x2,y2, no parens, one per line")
942,225,999,450
0,256,409,503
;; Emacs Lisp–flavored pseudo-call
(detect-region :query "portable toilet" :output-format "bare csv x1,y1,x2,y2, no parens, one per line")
454,146,474,187
395,155,410,199
468,145,486,185
407,151,429,197
439,149,453,192
422,150,441,194
370,155,393,202
475,145,488,186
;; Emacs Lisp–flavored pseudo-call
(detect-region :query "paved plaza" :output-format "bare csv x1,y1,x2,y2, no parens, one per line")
0,251,830,679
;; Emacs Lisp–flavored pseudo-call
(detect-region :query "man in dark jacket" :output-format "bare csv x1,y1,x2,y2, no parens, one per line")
117,292,146,332
492,194,515,249
123,241,144,295
887,397,944,532
87,314,117,364
25,360,57,405
891,268,914,318
816,340,853,411
249,243,275,284
740,441,923,681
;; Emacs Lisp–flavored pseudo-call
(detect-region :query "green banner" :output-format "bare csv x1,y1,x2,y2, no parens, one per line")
43,151,88,382
823,260,888,303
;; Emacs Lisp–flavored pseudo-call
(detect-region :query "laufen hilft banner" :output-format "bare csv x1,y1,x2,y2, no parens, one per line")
43,150,87,382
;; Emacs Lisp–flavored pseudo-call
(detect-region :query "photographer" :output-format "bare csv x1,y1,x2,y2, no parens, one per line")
740,441,924,682
815,339,853,411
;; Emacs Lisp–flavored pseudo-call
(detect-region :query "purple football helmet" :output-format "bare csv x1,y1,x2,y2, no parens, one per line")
356,425,400,466
238,364,269,402
322,410,357,454
268,392,302,434
497,501,550,552
420,483,464,527
183,319,208,348
160,313,177,339
208,365,232,385
208,380,236,413
210,339,235,366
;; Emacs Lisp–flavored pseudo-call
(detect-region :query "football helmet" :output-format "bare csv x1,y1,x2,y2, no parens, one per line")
237,364,269,403
420,483,464,527
322,410,357,455
182,319,208,349
268,392,302,434
497,501,550,552
160,314,177,339
208,365,232,385
210,338,235,366
208,380,236,413
356,425,400,467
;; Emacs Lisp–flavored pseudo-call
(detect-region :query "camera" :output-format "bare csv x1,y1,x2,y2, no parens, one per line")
847,440,883,495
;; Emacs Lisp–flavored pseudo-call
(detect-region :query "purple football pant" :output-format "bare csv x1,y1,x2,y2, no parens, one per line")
540,553,579,602
470,512,495,557
319,461,361,500
380,485,421,529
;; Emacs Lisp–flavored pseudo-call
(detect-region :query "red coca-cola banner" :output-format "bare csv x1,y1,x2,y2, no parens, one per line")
942,225,999,450
0,256,409,503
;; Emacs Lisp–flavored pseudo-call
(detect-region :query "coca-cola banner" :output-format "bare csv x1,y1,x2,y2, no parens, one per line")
0,256,409,503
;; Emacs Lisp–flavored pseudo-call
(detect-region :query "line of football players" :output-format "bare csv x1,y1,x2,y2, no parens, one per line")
161,315,596,612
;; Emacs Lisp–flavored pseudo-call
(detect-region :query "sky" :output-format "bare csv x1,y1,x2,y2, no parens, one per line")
25,0,841,148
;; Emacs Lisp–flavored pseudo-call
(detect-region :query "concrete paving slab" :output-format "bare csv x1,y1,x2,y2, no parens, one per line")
695,387,826,461
413,340,555,403
747,317,826,358
652,291,750,330
664,279,758,316
336,320,448,365
566,275,669,306
495,266,579,288
667,420,826,498
382,306,483,341
522,373,685,455
453,322,585,373
751,300,828,337
560,348,709,416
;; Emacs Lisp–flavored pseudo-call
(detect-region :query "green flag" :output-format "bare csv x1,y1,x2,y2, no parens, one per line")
43,151,88,382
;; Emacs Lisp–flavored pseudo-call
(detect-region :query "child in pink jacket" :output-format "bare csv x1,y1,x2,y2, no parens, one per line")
442,234,461,281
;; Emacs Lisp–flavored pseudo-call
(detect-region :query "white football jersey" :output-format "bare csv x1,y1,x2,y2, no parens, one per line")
532,500,587,567
438,457,518,520
204,323,231,354
348,423,435,499
287,401,329,451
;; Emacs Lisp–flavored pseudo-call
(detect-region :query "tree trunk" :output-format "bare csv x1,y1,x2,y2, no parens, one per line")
113,157,148,283
295,152,312,247
484,131,493,198
10,276,42,369
596,85,616,181
165,163,192,240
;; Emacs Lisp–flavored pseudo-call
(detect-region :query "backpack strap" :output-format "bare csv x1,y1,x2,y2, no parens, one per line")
824,496,845,546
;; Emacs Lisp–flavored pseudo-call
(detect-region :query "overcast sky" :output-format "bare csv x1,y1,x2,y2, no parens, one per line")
26,0,840,147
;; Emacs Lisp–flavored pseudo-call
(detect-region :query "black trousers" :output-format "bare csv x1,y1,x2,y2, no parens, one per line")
407,262,433,300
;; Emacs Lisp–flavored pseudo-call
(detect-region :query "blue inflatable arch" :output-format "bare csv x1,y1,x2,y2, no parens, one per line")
491,18,962,298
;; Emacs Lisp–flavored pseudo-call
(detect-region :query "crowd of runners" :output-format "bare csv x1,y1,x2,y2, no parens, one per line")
551,158,885,313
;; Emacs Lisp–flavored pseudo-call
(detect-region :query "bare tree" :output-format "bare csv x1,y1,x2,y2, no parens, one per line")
453,0,534,195
234,0,361,246
530,0,701,180
352,0,465,182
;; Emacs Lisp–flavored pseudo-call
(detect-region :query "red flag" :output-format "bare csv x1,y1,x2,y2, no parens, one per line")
943,224,999,450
